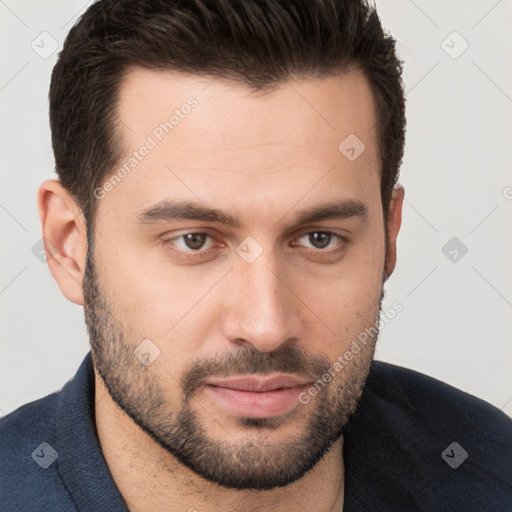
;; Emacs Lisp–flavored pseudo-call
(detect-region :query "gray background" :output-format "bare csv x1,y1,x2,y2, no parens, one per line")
1,0,511,417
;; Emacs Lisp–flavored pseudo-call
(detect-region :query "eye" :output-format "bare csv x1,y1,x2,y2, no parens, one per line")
169,232,215,252
163,230,347,261
295,231,345,250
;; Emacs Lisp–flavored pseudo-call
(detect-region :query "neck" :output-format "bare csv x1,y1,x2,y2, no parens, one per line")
94,373,345,512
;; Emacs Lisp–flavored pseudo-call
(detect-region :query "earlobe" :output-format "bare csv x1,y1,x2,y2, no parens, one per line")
37,179,88,305
384,184,404,280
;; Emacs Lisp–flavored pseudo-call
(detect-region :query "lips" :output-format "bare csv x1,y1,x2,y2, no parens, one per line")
205,374,310,392
203,374,311,418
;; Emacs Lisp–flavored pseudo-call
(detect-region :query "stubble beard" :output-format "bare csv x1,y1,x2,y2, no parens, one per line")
83,251,381,490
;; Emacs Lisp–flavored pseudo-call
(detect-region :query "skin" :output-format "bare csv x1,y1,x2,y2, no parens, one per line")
38,67,404,512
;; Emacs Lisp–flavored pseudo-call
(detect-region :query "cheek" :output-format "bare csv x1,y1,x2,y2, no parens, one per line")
288,242,384,354
295,272,382,340
94,236,227,357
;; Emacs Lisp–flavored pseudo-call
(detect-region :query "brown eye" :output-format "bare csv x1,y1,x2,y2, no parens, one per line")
183,233,208,250
297,231,342,250
308,232,331,249
168,232,215,252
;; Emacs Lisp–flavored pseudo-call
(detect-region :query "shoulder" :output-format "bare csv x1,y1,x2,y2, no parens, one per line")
0,391,76,511
367,360,512,440
0,391,60,441
0,391,60,466
349,360,512,508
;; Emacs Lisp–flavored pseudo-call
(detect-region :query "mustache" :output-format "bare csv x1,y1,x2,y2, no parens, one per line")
180,343,331,398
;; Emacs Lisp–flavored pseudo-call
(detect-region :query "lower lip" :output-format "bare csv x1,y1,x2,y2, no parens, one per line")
203,384,309,418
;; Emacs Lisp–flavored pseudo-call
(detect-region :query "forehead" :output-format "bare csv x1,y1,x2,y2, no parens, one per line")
116,66,378,149
103,67,381,222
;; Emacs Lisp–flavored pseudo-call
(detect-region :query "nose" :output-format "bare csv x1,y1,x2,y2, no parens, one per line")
220,254,303,353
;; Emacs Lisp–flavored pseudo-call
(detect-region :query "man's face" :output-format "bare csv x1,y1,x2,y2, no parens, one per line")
85,68,387,490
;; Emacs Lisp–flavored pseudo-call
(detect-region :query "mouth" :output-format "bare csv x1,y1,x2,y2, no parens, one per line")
203,374,311,418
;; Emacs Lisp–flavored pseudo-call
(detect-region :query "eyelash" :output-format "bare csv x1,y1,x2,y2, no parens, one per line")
162,230,348,260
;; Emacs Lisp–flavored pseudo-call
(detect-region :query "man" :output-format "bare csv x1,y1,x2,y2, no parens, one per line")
1,0,511,510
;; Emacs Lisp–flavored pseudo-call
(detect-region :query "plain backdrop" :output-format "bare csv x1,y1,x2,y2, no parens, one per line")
1,0,511,417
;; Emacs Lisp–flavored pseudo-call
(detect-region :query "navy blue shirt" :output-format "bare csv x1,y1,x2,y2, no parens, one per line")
1,352,511,511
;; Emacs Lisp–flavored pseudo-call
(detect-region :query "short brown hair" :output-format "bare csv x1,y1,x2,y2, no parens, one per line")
49,0,406,231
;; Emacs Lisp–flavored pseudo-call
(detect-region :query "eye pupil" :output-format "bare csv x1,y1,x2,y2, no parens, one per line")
184,233,207,250
309,232,331,249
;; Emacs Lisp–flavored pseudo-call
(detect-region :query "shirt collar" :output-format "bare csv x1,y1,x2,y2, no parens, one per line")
54,352,129,512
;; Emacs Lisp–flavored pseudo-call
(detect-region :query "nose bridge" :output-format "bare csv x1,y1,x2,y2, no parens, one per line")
224,248,301,352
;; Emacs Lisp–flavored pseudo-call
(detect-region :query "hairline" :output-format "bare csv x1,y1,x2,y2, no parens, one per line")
85,62,390,234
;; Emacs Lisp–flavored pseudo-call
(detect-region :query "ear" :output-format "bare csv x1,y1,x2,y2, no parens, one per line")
37,179,88,305
384,184,404,280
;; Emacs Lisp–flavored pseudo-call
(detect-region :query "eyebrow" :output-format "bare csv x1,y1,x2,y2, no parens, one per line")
136,198,368,228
